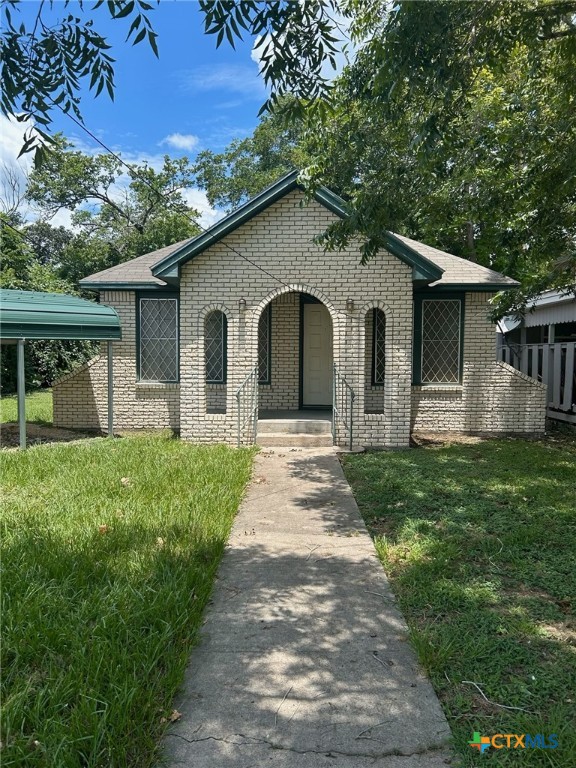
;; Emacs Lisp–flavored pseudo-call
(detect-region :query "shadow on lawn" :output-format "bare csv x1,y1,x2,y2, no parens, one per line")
337,440,576,765
1,513,231,767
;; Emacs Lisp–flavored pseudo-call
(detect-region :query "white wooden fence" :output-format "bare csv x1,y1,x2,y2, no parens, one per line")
498,341,576,424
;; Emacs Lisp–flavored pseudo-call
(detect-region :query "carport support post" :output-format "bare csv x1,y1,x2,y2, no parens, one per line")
17,338,26,450
107,340,114,437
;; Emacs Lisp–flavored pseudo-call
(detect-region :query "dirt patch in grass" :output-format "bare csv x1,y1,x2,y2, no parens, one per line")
539,622,576,645
0,423,99,449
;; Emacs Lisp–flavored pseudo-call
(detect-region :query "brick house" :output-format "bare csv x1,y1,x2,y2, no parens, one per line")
53,172,546,447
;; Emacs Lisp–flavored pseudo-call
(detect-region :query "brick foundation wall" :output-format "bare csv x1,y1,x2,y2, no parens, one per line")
53,290,180,431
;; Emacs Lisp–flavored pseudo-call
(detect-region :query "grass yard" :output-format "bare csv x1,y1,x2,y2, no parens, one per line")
342,437,576,767
0,389,53,425
0,435,253,767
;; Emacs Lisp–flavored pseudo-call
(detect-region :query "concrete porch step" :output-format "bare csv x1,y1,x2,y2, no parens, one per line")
257,419,332,435
256,432,333,448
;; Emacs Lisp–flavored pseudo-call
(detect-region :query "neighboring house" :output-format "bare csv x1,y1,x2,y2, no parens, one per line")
53,171,546,447
497,289,576,424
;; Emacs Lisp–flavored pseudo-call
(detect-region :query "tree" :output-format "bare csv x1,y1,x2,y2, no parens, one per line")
0,214,96,392
1,0,160,161
303,41,575,314
26,137,201,282
194,97,309,211
1,0,345,162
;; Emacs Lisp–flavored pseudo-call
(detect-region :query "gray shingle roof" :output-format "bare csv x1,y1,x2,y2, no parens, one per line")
79,239,194,288
392,234,519,288
80,221,518,291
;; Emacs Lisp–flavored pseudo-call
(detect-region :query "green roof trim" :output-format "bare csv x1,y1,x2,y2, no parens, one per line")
0,289,122,340
151,170,444,284
383,233,443,282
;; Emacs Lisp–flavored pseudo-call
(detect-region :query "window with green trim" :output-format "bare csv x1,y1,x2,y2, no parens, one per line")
372,308,386,385
205,310,227,383
138,297,178,382
413,296,463,384
258,305,271,384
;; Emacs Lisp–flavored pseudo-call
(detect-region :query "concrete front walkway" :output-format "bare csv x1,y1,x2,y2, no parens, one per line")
164,448,452,767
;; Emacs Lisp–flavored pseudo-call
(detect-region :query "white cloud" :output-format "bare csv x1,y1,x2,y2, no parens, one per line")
183,188,223,229
0,117,219,237
0,115,35,217
178,64,267,98
159,133,200,152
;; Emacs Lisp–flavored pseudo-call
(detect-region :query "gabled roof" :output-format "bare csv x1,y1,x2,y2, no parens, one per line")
149,171,442,282
80,171,519,292
0,289,121,340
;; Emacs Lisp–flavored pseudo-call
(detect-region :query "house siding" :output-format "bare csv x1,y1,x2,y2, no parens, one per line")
259,293,300,411
178,190,414,447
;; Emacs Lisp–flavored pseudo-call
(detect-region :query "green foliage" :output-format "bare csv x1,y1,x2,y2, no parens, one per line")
343,436,576,765
0,436,253,767
298,2,576,313
194,97,309,210
0,215,97,392
26,137,201,280
199,0,343,117
0,0,160,161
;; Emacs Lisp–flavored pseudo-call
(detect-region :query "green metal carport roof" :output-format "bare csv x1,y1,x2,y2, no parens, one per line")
0,289,121,449
0,288,122,341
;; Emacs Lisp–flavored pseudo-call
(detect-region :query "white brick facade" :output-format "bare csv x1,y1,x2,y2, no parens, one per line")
53,291,179,431
53,190,546,443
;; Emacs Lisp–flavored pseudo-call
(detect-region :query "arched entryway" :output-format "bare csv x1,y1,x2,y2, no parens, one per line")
251,289,336,445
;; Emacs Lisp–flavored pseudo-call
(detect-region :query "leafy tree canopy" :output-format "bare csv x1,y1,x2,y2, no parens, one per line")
194,97,309,211
25,136,201,282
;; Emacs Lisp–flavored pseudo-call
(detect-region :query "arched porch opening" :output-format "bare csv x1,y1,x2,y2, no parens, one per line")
251,288,336,427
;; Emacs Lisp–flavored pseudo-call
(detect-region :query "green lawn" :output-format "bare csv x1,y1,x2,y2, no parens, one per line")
0,389,53,425
0,435,253,767
342,437,576,767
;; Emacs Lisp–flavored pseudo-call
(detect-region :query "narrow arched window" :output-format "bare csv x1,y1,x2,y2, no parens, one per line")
205,310,227,383
372,308,386,385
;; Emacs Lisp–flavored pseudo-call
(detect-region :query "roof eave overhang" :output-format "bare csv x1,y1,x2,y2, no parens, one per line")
79,281,174,291
1,324,122,341
420,282,519,292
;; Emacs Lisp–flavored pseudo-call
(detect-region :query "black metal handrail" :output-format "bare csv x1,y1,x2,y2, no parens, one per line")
235,365,259,447
332,364,355,450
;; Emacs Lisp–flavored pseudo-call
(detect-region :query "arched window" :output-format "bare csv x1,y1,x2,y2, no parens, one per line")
205,310,227,383
372,309,386,385
365,308,386,414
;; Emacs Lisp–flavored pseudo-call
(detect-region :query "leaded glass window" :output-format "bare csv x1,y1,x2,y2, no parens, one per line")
139,297,178,382
372,308,386,385
258,305,271,383
205,310,227,383
421,299,461,383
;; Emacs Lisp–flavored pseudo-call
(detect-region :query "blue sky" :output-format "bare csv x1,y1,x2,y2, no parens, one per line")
1,1,272,224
